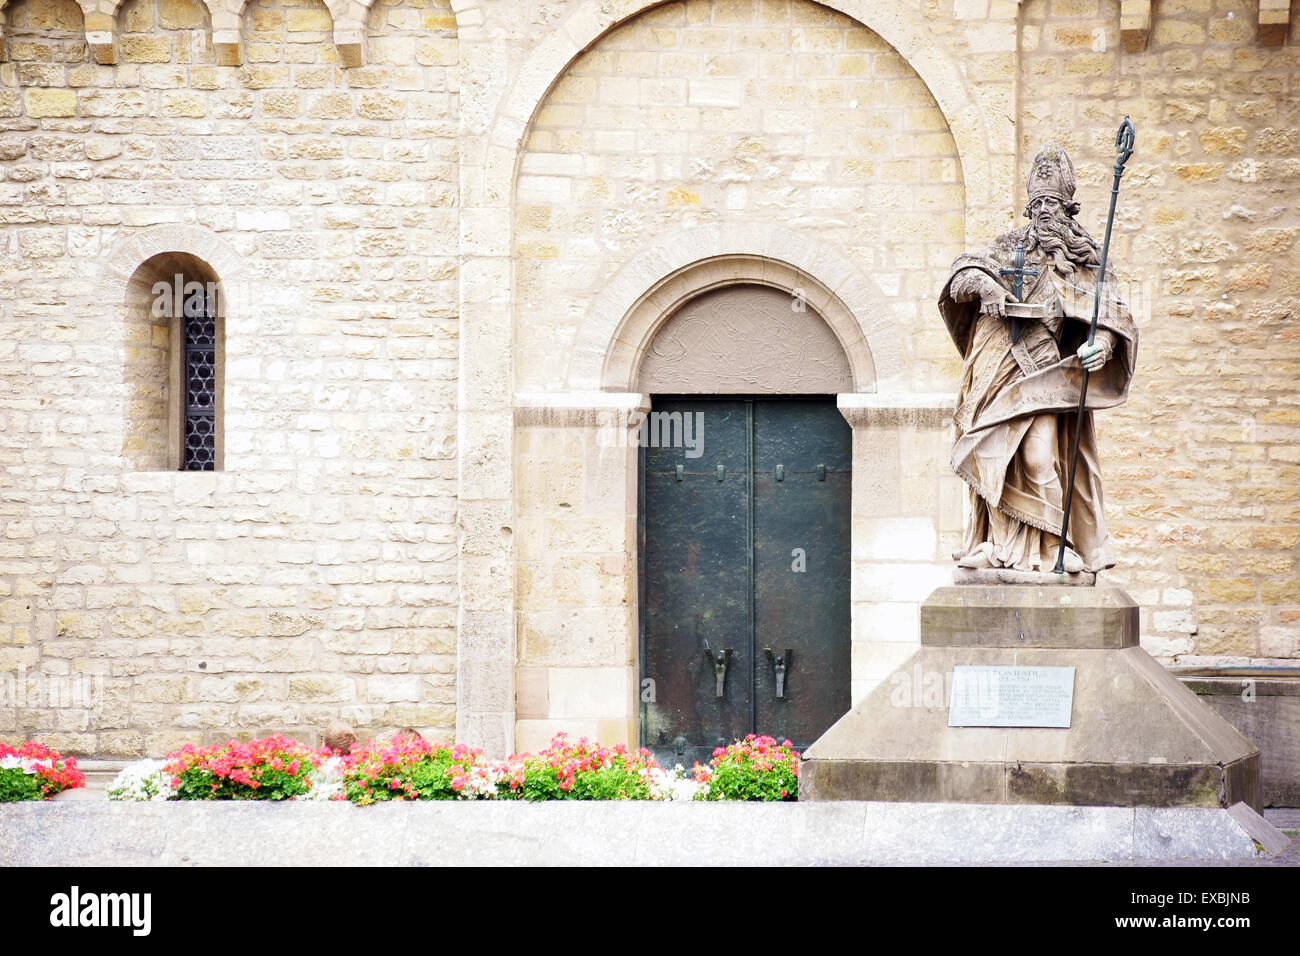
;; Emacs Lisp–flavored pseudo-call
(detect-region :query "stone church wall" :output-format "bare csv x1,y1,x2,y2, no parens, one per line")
0,0,1296,758
0,0,460,754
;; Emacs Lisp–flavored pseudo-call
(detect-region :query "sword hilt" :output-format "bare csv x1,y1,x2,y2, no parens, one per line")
998,241,1039,345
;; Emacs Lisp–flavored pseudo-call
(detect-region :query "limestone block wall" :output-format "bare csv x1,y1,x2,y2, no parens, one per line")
0,0,460,755
1016,0,1300,666
841,397,960,703
512,398,641,751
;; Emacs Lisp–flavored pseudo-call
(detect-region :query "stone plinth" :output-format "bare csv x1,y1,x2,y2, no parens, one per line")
801,587,1262,811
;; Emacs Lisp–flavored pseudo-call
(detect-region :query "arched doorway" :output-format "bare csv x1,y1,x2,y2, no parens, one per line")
636,284,853,766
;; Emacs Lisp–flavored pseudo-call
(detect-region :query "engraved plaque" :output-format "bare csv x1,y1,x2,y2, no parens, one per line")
947,666,1075,728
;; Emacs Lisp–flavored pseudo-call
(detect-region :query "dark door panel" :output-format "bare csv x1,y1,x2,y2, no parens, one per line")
641,400,752,768
752,399,851,746
640,397,850,769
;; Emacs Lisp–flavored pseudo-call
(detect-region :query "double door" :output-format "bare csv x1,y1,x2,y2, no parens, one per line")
639,397,851,768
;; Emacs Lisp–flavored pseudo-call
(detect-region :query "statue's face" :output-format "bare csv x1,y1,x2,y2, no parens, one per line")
1028,196,1065,225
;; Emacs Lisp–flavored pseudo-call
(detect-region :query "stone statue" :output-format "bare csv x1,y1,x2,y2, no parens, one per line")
938,144,1138,575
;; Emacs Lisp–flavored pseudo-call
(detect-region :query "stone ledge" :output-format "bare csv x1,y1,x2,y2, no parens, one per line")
837,392,956,428
513,391,649,428
0,801,1283,866
954,567,1096,587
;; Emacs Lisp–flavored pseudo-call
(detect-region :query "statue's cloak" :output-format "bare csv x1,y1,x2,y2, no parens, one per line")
938,226,1138,571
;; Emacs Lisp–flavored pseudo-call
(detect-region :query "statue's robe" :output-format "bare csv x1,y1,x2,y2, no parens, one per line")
938,225,1138,572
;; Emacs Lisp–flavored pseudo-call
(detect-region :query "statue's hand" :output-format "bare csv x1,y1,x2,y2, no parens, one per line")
1077,339,1111,372
978,280,1008,318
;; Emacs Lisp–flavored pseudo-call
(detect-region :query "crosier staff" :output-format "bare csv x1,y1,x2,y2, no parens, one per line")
1054,117,1135,575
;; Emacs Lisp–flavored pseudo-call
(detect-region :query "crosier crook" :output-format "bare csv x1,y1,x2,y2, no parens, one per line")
1054,116,1135,575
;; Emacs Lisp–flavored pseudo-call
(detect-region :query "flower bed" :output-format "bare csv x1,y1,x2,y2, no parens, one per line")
344,737,490,804
164,734,325,800
509,733,666,800
692,735,799,801
103,732,801,803
0,741,86,801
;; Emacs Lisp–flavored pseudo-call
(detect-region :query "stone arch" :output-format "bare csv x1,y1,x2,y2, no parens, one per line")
570,227,897,394
484,0,1000,222
100,224,246,305
515,4,967,399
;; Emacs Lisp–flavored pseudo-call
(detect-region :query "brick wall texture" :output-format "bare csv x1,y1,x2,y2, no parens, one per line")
0,0,1296,755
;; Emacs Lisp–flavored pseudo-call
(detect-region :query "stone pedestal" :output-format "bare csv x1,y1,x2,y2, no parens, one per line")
801,586,1262,811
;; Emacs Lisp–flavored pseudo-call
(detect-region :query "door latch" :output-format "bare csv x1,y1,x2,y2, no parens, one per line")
764,648,792,699
704,648,732,699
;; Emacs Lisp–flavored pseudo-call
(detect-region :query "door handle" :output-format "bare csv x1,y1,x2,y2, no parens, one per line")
765,648,792,699
704,648,732,699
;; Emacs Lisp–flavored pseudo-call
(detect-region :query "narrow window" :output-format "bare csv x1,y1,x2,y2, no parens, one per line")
123,253,223,472
182,286,217,471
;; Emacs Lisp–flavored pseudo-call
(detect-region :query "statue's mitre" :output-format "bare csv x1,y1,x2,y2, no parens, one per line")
1023,143,1081,217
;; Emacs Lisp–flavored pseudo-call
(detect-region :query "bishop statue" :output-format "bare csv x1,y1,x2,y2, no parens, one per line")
938,144,1138,575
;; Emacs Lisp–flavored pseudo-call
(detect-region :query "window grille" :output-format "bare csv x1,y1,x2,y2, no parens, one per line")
182,287,217,471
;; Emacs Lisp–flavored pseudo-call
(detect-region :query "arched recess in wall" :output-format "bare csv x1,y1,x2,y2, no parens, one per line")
510,0,967,396
1,0,84,64
117,0,213,62
100,224,245,472
492,0,996,213
123,252,225,471
604,254,877,394
240,0,335,64
635,282,855,393
366,0,457,64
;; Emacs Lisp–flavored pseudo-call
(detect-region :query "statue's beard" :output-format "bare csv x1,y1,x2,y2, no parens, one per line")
1028,211,1100,276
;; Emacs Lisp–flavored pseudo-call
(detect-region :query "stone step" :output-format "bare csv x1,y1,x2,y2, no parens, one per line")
0,801,1289,866
73,760,128,792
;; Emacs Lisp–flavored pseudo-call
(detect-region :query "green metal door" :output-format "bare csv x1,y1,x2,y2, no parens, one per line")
639,397,852,769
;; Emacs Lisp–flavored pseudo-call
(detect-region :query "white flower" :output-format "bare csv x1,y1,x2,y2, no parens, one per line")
645,765,705,801
107,759,176,801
